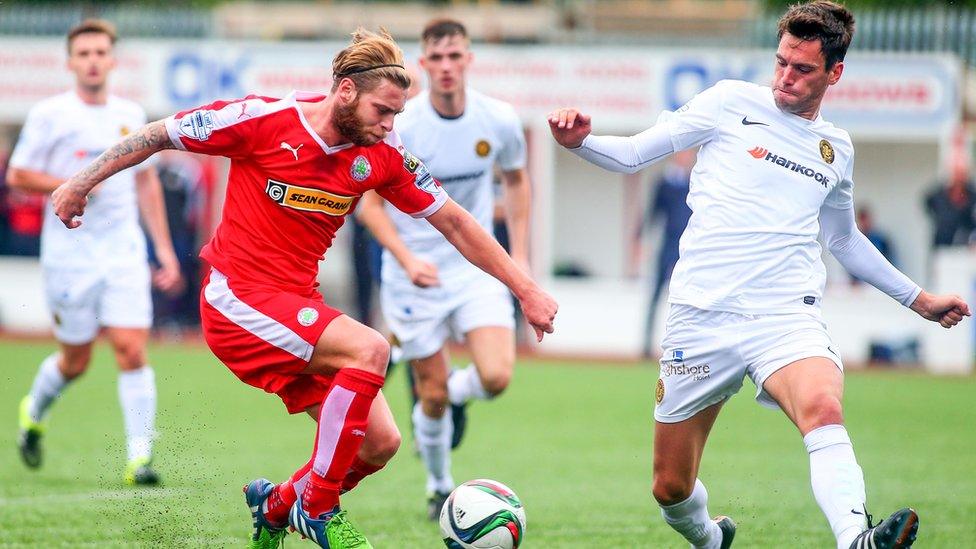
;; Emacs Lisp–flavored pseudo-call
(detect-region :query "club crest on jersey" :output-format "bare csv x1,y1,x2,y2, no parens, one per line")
120,125,130,136
266,179,354,216
297,307,319,327
475,139,491,158
178,110,215,141
819,139,834,164
350,155,372,181
655,378,665,405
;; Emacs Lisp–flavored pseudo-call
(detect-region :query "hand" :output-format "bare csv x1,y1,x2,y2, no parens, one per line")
152,250,185,295
910,290,971,328
51,180,89,229
547,108,592,149
517,285,558,342
404,256,440,288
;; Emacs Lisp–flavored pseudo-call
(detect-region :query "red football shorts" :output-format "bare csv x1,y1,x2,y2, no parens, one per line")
200,268,343,413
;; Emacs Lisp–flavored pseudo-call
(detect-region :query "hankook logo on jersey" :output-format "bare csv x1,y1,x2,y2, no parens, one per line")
178,110,215,141
266,179,354,216
819,139,835,164
747,146,831,188
475,139,491,158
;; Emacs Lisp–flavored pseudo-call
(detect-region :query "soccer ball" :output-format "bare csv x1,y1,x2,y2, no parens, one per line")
439,479,527,549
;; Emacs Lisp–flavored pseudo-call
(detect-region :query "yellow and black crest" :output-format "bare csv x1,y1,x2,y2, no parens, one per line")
475,139,491,158
819,139,834,164
120,125,130,136
655,378,665,405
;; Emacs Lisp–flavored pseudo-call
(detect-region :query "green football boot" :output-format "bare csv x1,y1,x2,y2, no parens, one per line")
17,395,44,469
289,499,372,548
124,456,161,486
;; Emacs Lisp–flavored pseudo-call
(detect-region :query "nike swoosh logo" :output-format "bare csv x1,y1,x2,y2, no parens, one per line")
851,509,864,515
742,116,769,126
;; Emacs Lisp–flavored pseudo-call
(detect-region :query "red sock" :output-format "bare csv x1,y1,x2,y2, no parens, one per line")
341,456,385,493
301,368,384,518
264,459,312,525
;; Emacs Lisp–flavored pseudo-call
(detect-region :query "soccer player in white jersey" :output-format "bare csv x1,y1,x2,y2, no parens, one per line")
356,18,532,520
9,19,181,485
549,2,968,548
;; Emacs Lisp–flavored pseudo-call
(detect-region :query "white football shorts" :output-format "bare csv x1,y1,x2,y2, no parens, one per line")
654,304,843,423
381,266,515,361
43,262,153,344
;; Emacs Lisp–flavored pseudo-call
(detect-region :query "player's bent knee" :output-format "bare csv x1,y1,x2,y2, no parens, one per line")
113,344,147,371
350,334,391,376
59,351,92,380
366,430,401,464
481,369,512,398
652,475,694,506
801,393,844,431
420,389,450,413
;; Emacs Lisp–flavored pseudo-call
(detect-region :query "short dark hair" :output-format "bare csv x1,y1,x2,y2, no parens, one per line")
67,18,117,53
421,18,468,44
777,1,855,69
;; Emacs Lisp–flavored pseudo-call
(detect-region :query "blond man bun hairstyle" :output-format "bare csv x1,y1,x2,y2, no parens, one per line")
332,27,411,93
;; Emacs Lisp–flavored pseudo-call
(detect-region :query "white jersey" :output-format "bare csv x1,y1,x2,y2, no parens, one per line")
383,88,526,282
660,79,854,314
10,91,153,268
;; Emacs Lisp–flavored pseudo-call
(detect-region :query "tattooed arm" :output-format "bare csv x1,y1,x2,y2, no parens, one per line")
52,119,174,229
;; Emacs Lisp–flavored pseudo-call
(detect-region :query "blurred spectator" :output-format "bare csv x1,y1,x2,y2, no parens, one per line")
150,150,204,332
924,157,976,248
851,205,896,284
631,148,695,359
4,191,45,257
349,216,383,326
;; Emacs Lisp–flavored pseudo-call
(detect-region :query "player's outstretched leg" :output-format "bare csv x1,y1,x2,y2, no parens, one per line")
243,478,288,549
18,353,72,469
713,515,736,549
289,497,372,549
847,508,918,549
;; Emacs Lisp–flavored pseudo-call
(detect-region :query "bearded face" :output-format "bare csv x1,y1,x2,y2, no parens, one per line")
333,96,375,147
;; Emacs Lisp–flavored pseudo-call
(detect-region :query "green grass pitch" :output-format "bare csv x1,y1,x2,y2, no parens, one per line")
0,339,973,547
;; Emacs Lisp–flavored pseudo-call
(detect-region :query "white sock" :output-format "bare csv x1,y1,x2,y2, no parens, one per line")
804,424,868,549
660,478,723,549
412,402,454,494
447,364,488,406
118,366,157,463
27,353,69,423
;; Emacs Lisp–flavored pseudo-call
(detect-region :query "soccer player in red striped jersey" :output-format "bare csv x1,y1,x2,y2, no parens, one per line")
51,28,557,549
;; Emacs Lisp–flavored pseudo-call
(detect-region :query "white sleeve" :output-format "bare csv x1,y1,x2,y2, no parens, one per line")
657,80,727,151
569,124,675,174
819,203,921,307
496,105,527,171
9,106,54,172
567,81,728,174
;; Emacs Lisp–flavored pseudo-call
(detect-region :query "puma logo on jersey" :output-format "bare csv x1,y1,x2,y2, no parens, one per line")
280,141,304,160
